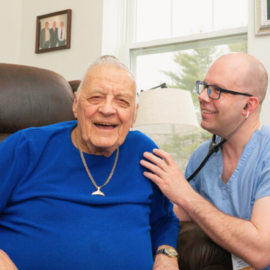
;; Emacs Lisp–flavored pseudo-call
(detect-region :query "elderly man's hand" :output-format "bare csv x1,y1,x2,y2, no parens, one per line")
0,250,18,270
153,246,179,270
153,255,179,270
140,149,191,205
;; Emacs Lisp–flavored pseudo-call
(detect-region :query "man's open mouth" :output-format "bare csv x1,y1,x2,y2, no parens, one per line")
201,109,215,114
94,123,117,129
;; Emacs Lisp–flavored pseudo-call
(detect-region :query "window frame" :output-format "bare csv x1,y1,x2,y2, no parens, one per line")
124,26,248,78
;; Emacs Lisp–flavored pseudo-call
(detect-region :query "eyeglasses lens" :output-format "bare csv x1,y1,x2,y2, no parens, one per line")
207,86,212,97
197,81,221,100
208,85,221,99
197,82,205,94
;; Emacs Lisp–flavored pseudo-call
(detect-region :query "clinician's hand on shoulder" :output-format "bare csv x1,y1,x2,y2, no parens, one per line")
140,148,192,205
0,250,18,270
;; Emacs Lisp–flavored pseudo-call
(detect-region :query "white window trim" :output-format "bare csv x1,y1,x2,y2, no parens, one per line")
123,26,247,68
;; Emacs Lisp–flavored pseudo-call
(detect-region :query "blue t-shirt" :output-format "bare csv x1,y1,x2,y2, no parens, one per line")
0,121,179,270
186,125,270,270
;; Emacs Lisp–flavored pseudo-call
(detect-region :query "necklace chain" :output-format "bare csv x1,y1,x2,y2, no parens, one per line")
75,131,119,193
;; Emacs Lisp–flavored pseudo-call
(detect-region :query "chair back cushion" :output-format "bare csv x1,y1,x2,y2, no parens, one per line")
0,63,75,140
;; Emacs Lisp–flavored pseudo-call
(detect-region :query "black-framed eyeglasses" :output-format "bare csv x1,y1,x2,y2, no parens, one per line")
196,81,252,100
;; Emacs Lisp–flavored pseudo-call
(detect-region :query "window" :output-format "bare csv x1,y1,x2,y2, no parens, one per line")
135,0,248,43
126,0,248,171
131,34,247,95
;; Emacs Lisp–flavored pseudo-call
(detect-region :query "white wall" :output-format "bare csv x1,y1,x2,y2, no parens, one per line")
102,0,122,57
0,0,103,81
102,0,130,63
19,0,103,81
0,0,23,64
248,0,270,125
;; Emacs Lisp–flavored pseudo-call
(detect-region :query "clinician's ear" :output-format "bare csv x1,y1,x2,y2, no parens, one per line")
131,104,139,128
72,92,79,119
243,96,259,115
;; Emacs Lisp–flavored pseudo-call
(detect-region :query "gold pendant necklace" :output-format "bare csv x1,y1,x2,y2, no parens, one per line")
75,131,119,196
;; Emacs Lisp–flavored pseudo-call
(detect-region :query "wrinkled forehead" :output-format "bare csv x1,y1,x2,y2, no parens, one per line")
82,66,136,96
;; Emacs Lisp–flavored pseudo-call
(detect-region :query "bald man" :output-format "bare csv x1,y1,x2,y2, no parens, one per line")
141,53,270,270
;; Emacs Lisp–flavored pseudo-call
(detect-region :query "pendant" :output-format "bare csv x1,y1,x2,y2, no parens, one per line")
92,187,105,196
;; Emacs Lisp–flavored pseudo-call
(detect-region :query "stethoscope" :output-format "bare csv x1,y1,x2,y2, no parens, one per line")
187,108,249,181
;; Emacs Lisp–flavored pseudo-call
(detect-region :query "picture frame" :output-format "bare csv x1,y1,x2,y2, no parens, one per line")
35,9,72,53
255,0,270,35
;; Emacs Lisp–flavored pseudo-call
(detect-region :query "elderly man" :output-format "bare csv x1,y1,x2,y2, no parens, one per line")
0,55,179,270
141,53,270,270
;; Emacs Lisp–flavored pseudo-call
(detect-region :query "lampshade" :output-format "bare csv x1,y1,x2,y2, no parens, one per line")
133,88,199,134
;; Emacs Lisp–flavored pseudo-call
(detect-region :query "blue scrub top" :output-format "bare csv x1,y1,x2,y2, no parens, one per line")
186,125,270,220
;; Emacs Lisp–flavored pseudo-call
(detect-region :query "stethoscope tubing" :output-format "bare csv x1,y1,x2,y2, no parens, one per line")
187,136,226,181
187,109,249,182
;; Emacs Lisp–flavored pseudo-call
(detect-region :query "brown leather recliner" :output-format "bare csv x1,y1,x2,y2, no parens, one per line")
69,80,81,94
0,63,75,142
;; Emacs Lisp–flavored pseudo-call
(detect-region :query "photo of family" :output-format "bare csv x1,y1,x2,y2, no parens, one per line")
35,9,71,53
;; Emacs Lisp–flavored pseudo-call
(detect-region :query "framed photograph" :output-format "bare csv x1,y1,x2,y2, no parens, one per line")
255,0,270,35
35,9,72,53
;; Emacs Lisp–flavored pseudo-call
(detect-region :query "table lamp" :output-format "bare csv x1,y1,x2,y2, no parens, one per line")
133,84,199,134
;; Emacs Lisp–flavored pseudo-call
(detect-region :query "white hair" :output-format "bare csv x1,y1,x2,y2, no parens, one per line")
77,55,138,105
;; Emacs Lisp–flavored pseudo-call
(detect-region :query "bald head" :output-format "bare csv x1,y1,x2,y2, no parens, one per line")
210,53,268,104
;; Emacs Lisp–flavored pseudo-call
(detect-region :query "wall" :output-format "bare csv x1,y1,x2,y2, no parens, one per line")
102,0,122,57
0,0,23,64
248,0,270,125
1,0,270,123
0,0,102,81
19,0,103,81
102,0,129,63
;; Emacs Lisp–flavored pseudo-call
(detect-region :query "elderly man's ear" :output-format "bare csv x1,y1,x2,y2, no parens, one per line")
131,104,139,128
72,92,78,119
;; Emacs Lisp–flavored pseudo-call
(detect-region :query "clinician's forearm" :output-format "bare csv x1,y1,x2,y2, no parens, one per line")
177,188,270,269
173,205,192,221
140,149,270,268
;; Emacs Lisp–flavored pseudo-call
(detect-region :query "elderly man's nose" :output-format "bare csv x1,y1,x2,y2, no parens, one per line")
98,100,116,114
